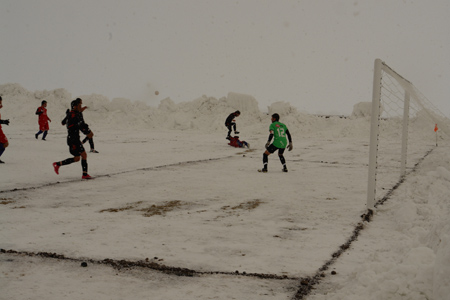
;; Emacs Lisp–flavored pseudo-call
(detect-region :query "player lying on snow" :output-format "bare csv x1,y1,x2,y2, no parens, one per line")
227,136,250,148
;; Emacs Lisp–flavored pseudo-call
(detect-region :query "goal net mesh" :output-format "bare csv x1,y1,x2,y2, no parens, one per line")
368,59,450,207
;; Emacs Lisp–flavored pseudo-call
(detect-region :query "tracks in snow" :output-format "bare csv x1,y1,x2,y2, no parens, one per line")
0,155,235,194
0,148,435,299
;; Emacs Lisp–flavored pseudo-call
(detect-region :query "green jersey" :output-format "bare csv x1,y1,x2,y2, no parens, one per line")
269,121,289,148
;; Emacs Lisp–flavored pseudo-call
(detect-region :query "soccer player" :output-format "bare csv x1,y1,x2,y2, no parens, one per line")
228,135,250,148
225,110,240,139
53,98,94,179
260,113,293,173
0,96,10,164
35,100,52,140
62,104,98,153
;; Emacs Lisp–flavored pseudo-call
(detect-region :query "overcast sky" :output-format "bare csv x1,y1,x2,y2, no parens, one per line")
1,0,449,115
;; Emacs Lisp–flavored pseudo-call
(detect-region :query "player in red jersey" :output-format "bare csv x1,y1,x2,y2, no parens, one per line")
35,100,52,140
0,96,10,163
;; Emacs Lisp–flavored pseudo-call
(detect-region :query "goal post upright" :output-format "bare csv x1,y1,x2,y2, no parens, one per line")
367,58,382,210
400,91,410,178
366,58,449,211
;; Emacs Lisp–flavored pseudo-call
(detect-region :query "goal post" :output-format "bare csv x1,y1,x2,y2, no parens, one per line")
366,59,449,210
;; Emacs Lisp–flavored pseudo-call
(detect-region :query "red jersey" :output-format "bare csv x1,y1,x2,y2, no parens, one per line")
36,106,50,131
0,112,7,144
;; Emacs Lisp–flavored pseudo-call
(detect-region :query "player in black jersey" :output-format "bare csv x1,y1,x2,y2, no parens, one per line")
53,98,94,179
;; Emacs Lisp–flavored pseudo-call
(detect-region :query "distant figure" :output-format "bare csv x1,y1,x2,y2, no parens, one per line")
53,98,94,179
0,96,10,164
35,100,51,140
225,110,240,139
260,113,293,173
228,136,250,148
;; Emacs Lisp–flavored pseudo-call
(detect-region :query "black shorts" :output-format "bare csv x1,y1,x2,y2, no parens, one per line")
68,140,85,157
267,144,285,154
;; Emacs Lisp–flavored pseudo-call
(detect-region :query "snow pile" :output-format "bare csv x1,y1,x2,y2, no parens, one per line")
309,148,450,300
350,101,373,118
1,84,368,138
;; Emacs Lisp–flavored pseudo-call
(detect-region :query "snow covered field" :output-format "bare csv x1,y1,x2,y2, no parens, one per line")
1,84,449,299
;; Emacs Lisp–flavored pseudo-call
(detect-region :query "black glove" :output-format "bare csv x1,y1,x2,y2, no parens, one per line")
288,143,293,151
265,142,270,149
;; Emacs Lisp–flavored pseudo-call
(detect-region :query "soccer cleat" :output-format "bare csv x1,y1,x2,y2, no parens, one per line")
90,149,99,153
0,159,4,164
226,136,231,140
82,174,93,179
35,133,38,139
53,162,60,175
42,138,46,141
234,131,239,134
259,168,268,173
282,167,288,173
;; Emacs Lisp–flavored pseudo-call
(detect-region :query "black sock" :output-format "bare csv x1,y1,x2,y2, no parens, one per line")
89,138,94,150
60,158,75,166
81,159,88,174
263,153,268,168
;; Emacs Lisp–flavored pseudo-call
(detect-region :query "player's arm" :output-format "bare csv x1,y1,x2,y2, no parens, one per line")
61,109,69,125
286,129,292,143
35,108,42,115
267,131,274,143
286,129,293,151
265,130,274,149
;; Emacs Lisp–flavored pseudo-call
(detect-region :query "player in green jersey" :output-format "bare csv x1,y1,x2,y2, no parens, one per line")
260,113,293,173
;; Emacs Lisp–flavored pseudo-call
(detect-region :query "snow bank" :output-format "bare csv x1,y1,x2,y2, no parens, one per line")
1,84,371,138
309,148,450,300
351,102,373,118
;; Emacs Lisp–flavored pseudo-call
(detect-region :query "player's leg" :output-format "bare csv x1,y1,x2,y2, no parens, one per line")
35,130,43,139
278,148,288,172
88,138,98,153
0,139,7,163
226,124,232,138
80,150,90,178
0,143,5,163
232,122,239,134
53,142,81,174
261,145,276,172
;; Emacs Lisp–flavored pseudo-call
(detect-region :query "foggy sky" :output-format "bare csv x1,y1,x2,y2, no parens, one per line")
1,0,449,116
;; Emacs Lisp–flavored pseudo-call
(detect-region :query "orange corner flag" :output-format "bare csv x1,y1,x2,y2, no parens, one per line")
434,124,438,132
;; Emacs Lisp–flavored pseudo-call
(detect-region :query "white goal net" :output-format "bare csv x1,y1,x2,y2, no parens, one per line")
367,58,450,209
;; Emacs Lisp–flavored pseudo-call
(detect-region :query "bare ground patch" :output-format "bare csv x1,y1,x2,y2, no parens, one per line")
215,199,263,220
99,200,186,217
